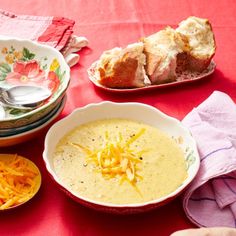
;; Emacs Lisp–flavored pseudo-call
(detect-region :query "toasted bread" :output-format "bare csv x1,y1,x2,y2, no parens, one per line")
96,42,148,88
176,16,216,71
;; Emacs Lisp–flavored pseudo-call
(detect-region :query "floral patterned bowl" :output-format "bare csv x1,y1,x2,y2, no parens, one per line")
43,102,200,214
0,38,70,129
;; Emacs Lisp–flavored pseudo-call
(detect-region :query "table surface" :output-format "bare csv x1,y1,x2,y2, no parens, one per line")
1,1,236,235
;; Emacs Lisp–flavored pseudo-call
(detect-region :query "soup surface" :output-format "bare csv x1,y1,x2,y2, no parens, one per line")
53,119,187,204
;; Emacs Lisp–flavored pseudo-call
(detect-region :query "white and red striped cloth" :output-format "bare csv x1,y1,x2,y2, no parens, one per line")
182,91,236,228
0,9,88,66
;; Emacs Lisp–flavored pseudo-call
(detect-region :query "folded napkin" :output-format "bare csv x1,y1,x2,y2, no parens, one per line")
0,9,88,67
182,91,236,228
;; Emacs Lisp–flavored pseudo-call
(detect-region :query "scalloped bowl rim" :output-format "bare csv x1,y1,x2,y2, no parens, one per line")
0,37,70,122
43,102,200,209
0,95,66,141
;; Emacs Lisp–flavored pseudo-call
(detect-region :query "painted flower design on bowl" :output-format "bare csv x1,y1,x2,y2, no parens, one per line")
0,38,70,128
0,47,63,94
5,60,60,93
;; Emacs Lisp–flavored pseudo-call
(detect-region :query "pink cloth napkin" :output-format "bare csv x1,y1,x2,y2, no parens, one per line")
182,91,236,228
0,9,88,67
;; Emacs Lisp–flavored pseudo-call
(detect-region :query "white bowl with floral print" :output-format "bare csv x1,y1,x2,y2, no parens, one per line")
43,102,200,214
0,38,70,129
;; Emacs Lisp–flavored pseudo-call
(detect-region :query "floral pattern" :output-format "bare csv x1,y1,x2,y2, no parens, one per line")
172,136,196,170
6,60,45,84
185,147,196,169
0,46,64,87
2,47,34,64
0,46,66,116
5,60,60,93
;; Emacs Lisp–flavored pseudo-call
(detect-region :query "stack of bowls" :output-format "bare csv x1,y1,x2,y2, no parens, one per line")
0,38,70,147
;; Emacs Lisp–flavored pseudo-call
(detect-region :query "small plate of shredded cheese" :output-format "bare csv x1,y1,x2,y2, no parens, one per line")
0,154,41,210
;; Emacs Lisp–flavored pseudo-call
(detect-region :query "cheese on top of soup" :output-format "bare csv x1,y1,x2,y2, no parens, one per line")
53,118,188,205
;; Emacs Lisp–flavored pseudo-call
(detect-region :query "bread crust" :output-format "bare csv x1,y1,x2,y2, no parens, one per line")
141,27,188,84
176,16,216,72
97,43,147,88
98,56,139,88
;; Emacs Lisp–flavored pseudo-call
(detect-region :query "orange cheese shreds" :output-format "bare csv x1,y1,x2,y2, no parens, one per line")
71,128,147,186
0,154,40,210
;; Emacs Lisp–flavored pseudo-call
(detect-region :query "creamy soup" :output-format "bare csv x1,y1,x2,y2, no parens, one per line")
53,119,187,205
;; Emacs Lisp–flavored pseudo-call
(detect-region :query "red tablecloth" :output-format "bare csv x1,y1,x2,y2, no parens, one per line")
1,1,236,235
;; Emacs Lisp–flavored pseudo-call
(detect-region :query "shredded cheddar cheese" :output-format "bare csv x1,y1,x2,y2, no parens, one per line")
0,154,40,210
71,128,146,186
